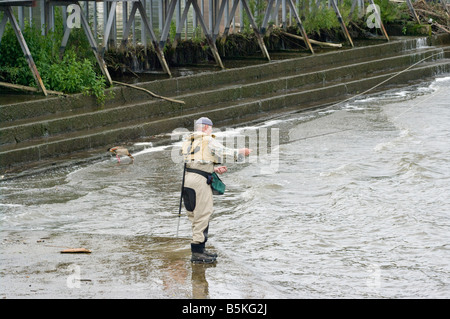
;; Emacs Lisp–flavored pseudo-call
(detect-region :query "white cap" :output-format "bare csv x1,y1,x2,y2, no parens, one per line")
195,117,213,126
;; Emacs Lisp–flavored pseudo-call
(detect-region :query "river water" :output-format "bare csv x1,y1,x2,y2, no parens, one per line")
1,75,449,299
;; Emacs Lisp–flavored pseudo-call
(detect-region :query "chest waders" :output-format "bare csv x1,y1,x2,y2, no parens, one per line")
181,135,219,264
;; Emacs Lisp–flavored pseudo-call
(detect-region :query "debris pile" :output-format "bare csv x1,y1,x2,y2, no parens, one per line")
414,0,450,34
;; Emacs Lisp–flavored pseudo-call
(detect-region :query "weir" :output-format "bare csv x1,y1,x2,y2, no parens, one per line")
1,33,450,176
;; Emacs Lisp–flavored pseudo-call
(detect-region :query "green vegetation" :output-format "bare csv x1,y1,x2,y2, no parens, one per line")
303,4,342,34
0,10,108,104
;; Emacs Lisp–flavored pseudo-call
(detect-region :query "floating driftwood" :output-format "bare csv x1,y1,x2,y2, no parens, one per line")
42,242,92,253
281,31,342,48
60,248,92,254
112,80,185,105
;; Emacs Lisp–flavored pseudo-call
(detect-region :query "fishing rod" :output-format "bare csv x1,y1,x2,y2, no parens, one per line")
265,49,450,124
331,49,450,110
260,49,450,146
286,128,354,144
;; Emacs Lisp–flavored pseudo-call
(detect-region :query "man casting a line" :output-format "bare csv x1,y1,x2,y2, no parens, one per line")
181,117,251,263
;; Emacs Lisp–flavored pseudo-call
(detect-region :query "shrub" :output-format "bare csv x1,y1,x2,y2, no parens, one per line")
0,13,108,104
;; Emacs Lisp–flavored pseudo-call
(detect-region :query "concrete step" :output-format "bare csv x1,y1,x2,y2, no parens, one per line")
0,47,443,146
1,58,449,169
0,37,432,123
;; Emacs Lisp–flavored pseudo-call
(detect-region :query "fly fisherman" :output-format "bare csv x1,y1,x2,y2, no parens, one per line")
181,117,251,263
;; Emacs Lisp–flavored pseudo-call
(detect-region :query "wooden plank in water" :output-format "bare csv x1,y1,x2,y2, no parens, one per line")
60,248,92,254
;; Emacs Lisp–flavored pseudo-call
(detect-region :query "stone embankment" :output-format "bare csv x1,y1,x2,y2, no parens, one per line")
1,34,449,176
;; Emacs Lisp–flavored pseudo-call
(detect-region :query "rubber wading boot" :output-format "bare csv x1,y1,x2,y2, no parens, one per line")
191,243,216,264
204,249,218,258
199,242,218,258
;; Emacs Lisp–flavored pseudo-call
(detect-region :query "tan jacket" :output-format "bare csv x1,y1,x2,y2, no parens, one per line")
181,132,238,165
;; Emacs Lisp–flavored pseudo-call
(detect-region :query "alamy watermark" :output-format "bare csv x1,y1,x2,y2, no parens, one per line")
66,4,81,29
366,4,382,29
170,127,280,174
366,263,381,292
66,264,82,288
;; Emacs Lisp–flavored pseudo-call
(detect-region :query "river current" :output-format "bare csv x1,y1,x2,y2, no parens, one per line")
1,75,449,298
